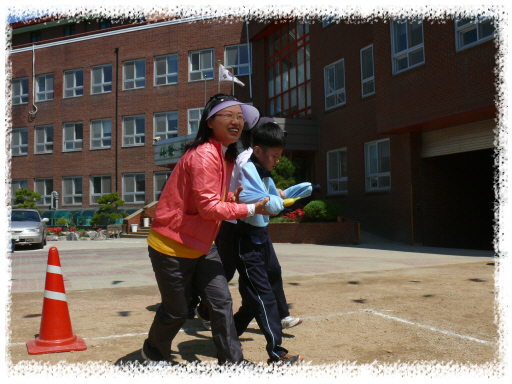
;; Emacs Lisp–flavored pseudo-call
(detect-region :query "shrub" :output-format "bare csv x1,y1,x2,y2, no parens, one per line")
283,208,306,222
303,200,340,221
48,227,63,235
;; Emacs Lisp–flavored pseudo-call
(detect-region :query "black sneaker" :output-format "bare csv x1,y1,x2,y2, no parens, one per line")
141,339,166,362
268,354,304,366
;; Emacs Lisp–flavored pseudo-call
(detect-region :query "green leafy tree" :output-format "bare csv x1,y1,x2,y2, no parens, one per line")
13,188,42,212
90,192,128,226
271,156,297,190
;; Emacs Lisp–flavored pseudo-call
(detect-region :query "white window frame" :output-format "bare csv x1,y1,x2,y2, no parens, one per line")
154,171,172,201
326,148,348,195
390,18,425,74
91,64,113,94
364,138,391,191
90,118,112,149
455,16,497,51
123,115,146,146
154,112,178,140
11,127,28,156
324,58,346,110
63,121,83,152
90,175,112,204
224,44,252,76
63,176,83,205
123,173,146,203
12,77,29,105
360,44,375,98
123,58,146,90
34,124,53,154
187,108,204,135
63,68,84,98
11,179,28,205
154,54,178,86
34,178,53,205
189,48,214,82
36,73,54,101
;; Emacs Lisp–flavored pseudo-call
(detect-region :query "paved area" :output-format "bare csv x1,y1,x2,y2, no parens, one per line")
7,234,494,293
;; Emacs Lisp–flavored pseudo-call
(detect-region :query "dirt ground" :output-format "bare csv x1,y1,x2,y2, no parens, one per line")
6,260,499,370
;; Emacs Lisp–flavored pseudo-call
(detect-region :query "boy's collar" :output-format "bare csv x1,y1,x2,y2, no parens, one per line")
250,153,272,179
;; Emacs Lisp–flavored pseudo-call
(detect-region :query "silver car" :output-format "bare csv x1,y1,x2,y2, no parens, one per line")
10,209,49,249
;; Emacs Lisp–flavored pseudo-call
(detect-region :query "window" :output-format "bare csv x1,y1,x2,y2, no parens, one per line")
34,125,53,154
327,148,348,194
30,31,41,42
12,78,29,105
188,108,204,135
36,73,54,101
225,44,251,76
154,112,178,140
360,45,375,97
91,64,113,94
391,19,425,74
91,118,112,149
100,20,112,29
123,173,146,203
154,54,178,85
322,16,335,28
123,59,146,89
365,139,391,191
11,179,28,205
267,20,311,118
63,176,83,205
63,69,84,98
63,24,75,36
11,128,28,156
123,115,145,146
455,16,496,50
324,59,345,110
63,122,83,151
189,49,214,81
154,171,171,200
90,175,111,204
34,178,53,205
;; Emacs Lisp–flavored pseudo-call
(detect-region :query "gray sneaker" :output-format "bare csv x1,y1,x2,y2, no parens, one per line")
195,307,211,330
281,316,302,329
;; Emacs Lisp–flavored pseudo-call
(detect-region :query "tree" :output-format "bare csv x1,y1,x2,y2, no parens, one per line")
271,156,297,190
13,188,41,212
89,192,128,226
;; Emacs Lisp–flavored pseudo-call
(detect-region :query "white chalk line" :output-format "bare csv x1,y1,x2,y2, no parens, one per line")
362,308,495,346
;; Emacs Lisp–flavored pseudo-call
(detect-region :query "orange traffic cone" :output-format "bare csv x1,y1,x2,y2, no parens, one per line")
26,247,87,355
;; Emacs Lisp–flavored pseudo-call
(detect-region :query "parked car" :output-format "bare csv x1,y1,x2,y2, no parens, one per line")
9,209,49,249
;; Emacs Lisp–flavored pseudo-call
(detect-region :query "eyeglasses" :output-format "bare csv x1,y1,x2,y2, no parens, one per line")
215,113,246,124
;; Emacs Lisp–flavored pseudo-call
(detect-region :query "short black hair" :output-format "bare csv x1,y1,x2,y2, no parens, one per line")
251,122,286,149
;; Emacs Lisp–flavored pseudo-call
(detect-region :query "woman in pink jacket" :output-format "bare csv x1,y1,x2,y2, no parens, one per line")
142,94,269,365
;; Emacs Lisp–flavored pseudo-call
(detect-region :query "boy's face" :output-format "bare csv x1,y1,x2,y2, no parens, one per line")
253,145,283,171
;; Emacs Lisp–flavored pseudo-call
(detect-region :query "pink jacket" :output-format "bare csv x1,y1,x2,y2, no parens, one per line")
151,138,249,255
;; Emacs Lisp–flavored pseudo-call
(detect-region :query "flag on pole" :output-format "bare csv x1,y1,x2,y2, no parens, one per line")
219,64,245,86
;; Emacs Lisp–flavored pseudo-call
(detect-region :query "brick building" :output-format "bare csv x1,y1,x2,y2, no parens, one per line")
8,14,497,249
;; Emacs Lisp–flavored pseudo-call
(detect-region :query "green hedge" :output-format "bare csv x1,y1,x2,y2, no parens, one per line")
303,200,340,221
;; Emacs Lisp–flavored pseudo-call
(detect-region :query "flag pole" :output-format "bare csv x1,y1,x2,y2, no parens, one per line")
204,74,207,105
231,66,235,96
218,60,221,93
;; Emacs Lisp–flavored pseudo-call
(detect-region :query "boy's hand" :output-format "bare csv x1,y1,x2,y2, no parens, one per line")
277,188,286,199
230,186,243,203
254,197,276,216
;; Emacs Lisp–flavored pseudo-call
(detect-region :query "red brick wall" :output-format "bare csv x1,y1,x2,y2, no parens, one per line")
268,221,360,245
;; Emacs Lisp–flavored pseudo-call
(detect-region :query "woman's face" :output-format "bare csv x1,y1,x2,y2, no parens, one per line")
207,105,244,147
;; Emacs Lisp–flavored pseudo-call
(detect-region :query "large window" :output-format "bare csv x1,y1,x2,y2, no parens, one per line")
36,73,54,101
34,178,53,205
30,31,41,42
99,20,112,30
365,139,391,191
327,148,348,194
63,176,83,205
11,179,28,205
225,44,251,76
64,69,84,98
91,64,113,94
188,108,204,135
154,171,171,200
91,118,112,149
123,115,145,146
63,24,75,36
90,175,111,204
154,54,178,85
123,173,146,203
391,19,425,74
324,59,345,110
154,112,178,140
189,49,214,81
123,59,146,89
12,78,29,105
267,20,311,118
63,121,83,151
12,128,28,156
35,125,53,154
455,16,496,50
360,45,375,97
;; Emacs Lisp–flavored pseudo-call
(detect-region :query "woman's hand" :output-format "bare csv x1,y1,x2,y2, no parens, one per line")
254,197,276,216
230,186,244,203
